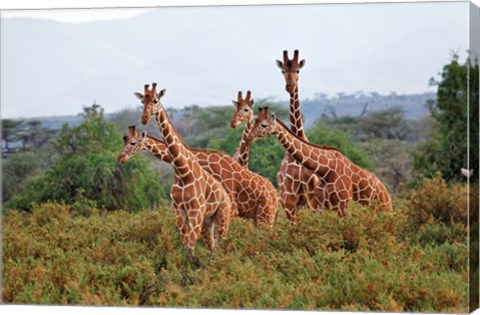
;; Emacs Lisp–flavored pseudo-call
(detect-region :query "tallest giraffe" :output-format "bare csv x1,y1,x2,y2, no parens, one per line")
276,50,325,223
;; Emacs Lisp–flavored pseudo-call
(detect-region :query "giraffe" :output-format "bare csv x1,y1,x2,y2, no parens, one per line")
124,83,233,261
230,90,254,167
275,50,325,222
248,107,393,215
118,126,279,229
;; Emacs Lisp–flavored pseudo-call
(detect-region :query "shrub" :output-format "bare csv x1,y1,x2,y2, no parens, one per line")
408,173,468,226
2,201,468,312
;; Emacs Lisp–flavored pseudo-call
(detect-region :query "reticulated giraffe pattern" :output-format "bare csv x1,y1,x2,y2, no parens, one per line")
249,107,393,215
119,127,279,229
120,83,233,255
275,50,327,223
230,90,255,168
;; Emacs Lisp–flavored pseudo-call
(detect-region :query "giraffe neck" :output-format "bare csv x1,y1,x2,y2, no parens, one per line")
144,136,172,163
289,86,307,140
235,120,253,167
153,108,192,173
273,118,333,175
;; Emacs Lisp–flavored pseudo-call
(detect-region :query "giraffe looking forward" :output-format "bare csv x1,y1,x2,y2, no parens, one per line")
230,90,255,167
275,50,326,222
118,126,279,229
248,107,393,215
124,83,233,262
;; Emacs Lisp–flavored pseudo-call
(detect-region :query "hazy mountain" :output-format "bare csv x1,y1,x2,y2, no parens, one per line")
12,92,433,136
2,3,468,118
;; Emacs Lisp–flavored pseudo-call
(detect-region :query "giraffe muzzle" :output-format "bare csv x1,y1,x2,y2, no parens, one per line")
117,155,127,163
141,115,150,125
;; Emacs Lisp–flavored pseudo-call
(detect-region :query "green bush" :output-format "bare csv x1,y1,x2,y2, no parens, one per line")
2,150,47,202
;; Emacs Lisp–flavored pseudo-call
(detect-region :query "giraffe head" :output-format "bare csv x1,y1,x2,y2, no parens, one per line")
276,50,305,94
117,126,148,163
134,83,166,125
248,106,277,142
230,90,254,128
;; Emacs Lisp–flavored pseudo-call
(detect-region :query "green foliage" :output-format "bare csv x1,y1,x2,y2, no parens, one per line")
415,56,478,182
306,123,373,170
2,200,467,312
2,150,48,202
6,105,165,211
52,104,119,156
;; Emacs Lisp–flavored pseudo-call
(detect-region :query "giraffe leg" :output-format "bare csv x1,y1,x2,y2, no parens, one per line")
215,197,232,240
256,195,277,230
324,184,349,217
172,204,202,269
283,192,302,224
201,216,216,251
184,204,205,269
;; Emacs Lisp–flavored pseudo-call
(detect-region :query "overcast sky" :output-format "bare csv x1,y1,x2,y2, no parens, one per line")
1,1,471,118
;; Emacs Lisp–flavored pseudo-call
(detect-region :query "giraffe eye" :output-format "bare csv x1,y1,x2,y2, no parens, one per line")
130,141,136,146
153,99,158,104
281,71,285,74
296,70,300,74
243,108,249,112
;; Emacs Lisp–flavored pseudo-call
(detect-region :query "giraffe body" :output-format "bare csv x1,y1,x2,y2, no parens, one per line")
122,84,234,253
249,107,393,215
121,132,279,229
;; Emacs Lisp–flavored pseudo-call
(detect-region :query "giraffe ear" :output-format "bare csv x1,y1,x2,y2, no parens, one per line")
270,112,276,122
141,131,147,139
249,99,254,107
298,59,306,69
158,89,166,99
276,60,283,69
134,92,144,100
232,100,239,107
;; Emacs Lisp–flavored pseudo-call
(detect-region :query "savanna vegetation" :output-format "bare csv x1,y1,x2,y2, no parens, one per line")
1,55,478,312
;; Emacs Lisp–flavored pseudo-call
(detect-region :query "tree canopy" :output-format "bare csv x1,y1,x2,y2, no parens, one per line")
6,105,165,211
